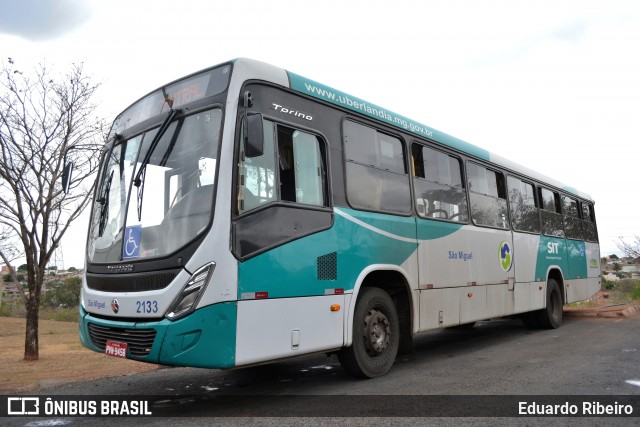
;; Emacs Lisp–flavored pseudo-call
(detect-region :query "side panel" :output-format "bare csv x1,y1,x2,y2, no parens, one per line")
513,282,545,313
416,219,514,329
566,240,588,279
512,232,540,283
235,295,344,365
416,221,513,288
567,241,601,303
586,242,601,278
459,285,487,324
535,236,568,282
237,207,419,360
419,288,460,329
238,208,418,299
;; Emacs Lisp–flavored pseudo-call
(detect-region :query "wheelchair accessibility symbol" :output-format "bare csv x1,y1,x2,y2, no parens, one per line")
122,225,141,259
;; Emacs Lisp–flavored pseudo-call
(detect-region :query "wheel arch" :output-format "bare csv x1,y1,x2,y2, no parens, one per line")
546,266,566,304
344,264,414,349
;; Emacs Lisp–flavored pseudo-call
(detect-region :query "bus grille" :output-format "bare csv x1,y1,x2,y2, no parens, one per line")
88,323,156,357
86,269,181,292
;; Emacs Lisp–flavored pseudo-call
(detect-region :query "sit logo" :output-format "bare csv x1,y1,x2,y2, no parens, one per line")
547,242,560,254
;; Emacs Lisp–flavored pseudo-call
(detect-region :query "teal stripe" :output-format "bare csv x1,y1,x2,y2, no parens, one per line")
288,72,490,161
238,210,418,299
562,186,580,197
337,207,417,240
416,218,464,240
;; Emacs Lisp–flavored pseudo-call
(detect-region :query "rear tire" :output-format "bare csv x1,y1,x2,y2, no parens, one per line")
534,278,563,329
338,287,400,378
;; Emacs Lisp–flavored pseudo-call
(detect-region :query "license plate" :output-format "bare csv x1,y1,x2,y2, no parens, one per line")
105,340,128,358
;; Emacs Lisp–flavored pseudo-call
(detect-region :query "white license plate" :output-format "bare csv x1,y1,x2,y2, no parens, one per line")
105,340,128,358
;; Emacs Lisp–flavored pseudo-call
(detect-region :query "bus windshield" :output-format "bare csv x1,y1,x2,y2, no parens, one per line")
88,108,222,263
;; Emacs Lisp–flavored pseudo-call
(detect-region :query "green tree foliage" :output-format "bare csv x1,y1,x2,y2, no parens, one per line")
41,276,81,308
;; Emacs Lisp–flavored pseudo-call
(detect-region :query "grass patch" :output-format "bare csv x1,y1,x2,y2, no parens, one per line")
0,316,157,392
0,303,78,322
0,301,25,318
40,307,79,322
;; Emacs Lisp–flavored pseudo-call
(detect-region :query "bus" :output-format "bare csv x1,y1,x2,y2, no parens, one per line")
69,58,600,378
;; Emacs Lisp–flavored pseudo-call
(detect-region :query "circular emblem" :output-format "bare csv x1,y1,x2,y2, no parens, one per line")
498,241,512,272
111,299,120,314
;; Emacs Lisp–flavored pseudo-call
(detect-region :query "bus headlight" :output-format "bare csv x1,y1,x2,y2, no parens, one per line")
166,262,215,320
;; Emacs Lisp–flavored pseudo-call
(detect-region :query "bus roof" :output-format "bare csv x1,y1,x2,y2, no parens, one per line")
116,58,593,202
276,63,592,202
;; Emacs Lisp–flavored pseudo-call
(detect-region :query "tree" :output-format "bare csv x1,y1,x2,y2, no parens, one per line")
617,236,640,260
0,58,103,360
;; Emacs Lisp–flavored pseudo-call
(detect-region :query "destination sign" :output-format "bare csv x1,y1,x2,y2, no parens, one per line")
110,64,230,136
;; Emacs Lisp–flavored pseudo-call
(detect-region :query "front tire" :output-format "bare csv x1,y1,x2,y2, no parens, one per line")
534,278,563,329
338,287,400,378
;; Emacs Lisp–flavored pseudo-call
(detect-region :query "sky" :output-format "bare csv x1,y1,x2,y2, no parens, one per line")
1,0,639,268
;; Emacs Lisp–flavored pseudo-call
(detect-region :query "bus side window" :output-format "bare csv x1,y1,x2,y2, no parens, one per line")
239,119,277,213
238,119,327,214
412,143,468,222
539,187,564,237
343,120,411,214
562,195,583,240
581,201,598,242
277,126,326,206
507,176,540,233
467,162,509,229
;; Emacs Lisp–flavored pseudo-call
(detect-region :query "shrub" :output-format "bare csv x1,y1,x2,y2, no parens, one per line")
631,285,640,301
617,279,639,294
41,276,81,308
602,277,615,290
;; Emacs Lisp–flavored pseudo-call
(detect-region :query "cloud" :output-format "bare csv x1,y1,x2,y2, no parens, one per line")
551,20,589,43
0,0,91,41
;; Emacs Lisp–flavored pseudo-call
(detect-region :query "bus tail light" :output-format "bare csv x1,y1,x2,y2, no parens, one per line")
166,262,216,320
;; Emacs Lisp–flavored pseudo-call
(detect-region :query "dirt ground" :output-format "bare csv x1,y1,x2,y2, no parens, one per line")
0,317,158,393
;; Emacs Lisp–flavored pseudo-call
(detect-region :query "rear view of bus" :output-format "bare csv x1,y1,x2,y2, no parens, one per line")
75,59,600,378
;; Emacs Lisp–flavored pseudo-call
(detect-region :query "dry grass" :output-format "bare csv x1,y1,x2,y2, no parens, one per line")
0,317,158,393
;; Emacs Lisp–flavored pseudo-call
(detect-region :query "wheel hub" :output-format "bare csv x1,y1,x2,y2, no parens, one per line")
363,308,391,355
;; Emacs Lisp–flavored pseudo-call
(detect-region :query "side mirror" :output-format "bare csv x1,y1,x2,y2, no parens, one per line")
244,113,264,158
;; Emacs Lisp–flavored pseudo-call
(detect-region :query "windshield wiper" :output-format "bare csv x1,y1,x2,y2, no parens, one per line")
132,108,179,221
97,169,114,237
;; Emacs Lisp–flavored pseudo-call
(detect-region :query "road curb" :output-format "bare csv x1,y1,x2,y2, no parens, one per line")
564,304,639,318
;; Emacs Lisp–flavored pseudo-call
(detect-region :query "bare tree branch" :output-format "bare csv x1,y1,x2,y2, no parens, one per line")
617,236,640,260
0,59,104,360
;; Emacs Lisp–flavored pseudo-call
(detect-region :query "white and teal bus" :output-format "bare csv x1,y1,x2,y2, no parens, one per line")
72,58,600,378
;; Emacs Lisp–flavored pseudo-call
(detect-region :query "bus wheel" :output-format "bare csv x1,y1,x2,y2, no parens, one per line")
534,278,563,329
338,287,399,378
